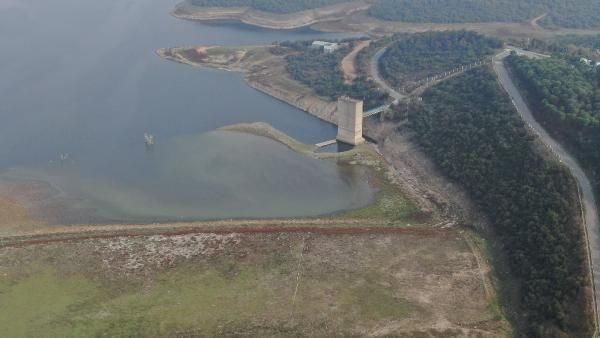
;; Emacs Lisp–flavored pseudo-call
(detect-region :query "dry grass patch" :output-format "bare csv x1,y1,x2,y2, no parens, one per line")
0,229,509,336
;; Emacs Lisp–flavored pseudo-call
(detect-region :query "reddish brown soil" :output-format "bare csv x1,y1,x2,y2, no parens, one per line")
2,225,448,248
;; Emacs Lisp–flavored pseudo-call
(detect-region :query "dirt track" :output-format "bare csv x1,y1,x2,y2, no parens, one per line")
1,224,449,249
342,40,370,84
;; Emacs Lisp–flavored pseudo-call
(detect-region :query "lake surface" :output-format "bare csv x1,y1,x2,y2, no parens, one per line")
0,0,375,223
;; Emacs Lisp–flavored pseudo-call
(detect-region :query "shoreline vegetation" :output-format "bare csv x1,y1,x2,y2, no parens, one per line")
156,41,386,126
156,45,339,124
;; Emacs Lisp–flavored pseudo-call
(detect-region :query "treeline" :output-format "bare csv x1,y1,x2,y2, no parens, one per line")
190,0,350,13
369,0,600,29
379,31,501,90
285,42,388,110
190,0,600,28
508,54,600,213
406,68,591,336
503,36,600,61
557,34,600,50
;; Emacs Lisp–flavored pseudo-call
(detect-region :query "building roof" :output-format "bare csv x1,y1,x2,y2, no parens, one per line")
312,41,338,47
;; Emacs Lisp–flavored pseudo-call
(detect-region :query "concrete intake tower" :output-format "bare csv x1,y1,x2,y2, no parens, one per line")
336,96,364,146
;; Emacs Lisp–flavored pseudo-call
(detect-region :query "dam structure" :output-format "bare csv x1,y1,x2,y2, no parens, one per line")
336,97,365,146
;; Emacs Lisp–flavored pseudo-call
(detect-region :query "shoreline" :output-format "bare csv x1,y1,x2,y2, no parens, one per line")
172,0,600,40
172,0,372,30
220,122,371,160
0,122,424,237
156,46,339,124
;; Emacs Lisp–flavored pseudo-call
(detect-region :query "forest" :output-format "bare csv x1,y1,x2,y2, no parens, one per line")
406,67,591,336
507,55,600,212
369,0,600,29
557,34,600,50
190,0,600,28
378,31,501,91
285,42,388,110
190,0,350,13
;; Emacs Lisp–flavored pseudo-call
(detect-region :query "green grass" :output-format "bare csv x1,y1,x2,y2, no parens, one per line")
0,261,278,337
0,265,101,337
465,232,515,336
340,283,417,321
340,171,419,221
0,254,423,337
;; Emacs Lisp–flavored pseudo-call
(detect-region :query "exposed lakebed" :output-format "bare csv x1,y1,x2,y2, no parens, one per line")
0,0,374,223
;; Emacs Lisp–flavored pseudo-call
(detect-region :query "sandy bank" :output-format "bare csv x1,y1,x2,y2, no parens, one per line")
220,122,372,161
172,0,371,30
220,122,317,155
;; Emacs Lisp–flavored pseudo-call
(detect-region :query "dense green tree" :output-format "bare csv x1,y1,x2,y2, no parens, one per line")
369,0,600,29
190,0,600,28
557,34,600,50
286,42,388,110
406,67,590,336
507,55,600,219
378,31,501,90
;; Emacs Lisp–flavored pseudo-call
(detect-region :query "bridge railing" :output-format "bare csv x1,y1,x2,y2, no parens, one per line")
403,58,494,93
363,105,387,118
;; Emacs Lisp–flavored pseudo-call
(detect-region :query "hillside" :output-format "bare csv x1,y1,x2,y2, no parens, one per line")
284,40,389,110
507,54,600,219
404,67,593,336
378,31,501,92
369,0,600,29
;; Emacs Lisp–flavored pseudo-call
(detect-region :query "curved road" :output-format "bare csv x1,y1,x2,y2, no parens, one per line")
369,43,599,326
371,47,406,103
494,51,600,319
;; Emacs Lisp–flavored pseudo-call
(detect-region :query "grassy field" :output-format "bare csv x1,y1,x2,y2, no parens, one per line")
0,229,508,337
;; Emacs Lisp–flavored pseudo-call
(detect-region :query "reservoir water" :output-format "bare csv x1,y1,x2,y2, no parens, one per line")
0,0,375,223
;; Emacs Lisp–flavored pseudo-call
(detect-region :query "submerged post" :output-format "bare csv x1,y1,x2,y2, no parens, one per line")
336,96,364,146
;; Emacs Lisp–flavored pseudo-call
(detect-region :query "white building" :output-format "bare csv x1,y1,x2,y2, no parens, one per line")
580,57,592,65
579,58,600,67
312,41,339,53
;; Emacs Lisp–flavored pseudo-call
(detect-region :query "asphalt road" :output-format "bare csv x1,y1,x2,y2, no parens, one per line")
494,51,600,311
371,47,406,103
369,42,599,323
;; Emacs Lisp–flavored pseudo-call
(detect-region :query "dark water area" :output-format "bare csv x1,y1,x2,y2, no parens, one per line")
0,0,375,223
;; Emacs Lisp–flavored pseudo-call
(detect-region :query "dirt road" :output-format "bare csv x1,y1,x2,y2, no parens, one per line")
342,40,370,84
494,50,600,322
530,13,548,28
